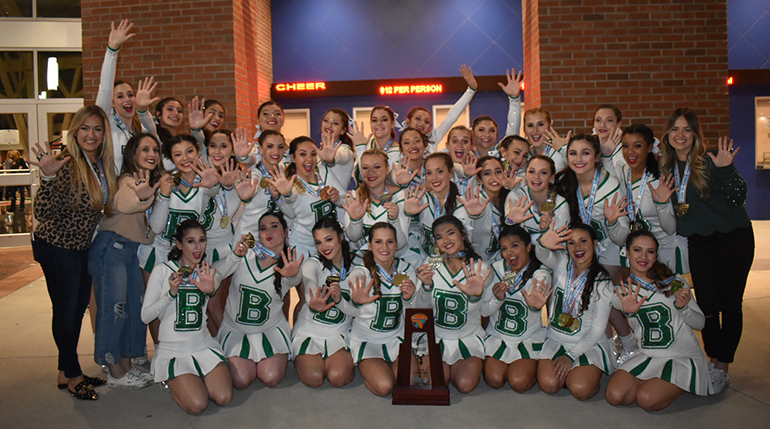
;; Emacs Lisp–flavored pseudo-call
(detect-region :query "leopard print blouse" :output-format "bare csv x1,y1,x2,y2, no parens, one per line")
33,159,103,250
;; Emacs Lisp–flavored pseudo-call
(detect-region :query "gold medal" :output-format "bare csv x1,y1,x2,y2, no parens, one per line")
502,160,511,171
172,171,182,186
502,272,518,291
558,313,574,329
669,279,685,293
540,200,556,213
393,273,409,287
178,265,194,279
675,203,689,217
428,253,445,270
432,244,440,255
259,177,270,189
245,232,256,248
320,186,332,201
325,275,341,287
379,192,393,204
570,317,581,332
220,216,230,229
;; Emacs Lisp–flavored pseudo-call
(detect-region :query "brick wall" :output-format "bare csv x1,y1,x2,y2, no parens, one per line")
81,0,272,130
522,0,729,141
233,0,272,129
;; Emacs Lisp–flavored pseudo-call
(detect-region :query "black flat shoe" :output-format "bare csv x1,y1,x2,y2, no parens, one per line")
57,375,107,390
67,381,98,400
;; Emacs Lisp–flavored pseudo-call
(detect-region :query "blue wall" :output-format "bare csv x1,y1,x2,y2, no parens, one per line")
728,1,770,219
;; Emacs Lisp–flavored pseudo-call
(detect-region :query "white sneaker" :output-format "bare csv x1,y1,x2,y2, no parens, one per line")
131,355,149,366
709,368,730,394
128,366,154,384
108,369,152,389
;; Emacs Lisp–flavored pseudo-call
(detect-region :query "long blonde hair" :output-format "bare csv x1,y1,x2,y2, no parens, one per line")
64,105,117,216
658,108,709,198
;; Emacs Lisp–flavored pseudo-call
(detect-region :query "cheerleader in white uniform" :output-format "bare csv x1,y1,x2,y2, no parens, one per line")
238,101,286,167
232,130,288,244
606,231,711,411
444,126,479,194
318,108,356,188
618,125,688,274
482,225,552,392
95,19,158,171
203,130,242,264
351,106,401,173
415,215,492,394
401,153,471,258
269,136,346,259
292,218,367,387
391,128,428,188
139,135,220,275
522,108,567,173
536,222,614,400
216,213,303,389
504,155,569,242
592,105,627,170
141,220,235,414
349,223,418,396
405,64,478,154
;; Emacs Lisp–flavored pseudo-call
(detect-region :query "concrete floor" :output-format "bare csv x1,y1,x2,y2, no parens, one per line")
1,224,769,428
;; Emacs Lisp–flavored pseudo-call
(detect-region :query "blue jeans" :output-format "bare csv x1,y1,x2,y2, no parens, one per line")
88,231,147,366
32,236,91,379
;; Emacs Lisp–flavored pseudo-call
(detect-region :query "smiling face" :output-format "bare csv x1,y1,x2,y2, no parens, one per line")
668,116,695,159
206,133,233,168
178,227,206,266
360,153,388,189
621,133,652,171
593,108,620,140
566,229,595,268
370,227,397,266
258,134,287,169
399,129,427,162
434,223,465,256
524,112,549,146
258,215,287,251
135,136,160,171
112,83,135,119
259,104,284,131
503,139,531,170
322,111,346,140
291,140,318,180
627,235,657,277
525,158,554,193
478,159,504,194
170,140,199,172
158,100,183,130
314,228,342,263
204,103,225,132
500,234,531,272
371,108,394,140
567,139,599,176
76,115,106,160
424,157,452,195
473,120,497,150
446,128,473,163
407,108,432,134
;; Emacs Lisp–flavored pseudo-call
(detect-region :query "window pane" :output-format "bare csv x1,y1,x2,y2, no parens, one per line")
37,51,82,99
0,1,32,17
36,0,80,18
0,52,34,99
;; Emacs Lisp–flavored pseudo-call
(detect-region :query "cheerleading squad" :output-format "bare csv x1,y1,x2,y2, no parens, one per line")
30,20,753,414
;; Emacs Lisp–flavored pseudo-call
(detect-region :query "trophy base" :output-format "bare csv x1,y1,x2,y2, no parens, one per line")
392,385,449,406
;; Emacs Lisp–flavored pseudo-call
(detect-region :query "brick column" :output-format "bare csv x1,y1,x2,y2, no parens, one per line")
522,0,729,140
81,0,272,130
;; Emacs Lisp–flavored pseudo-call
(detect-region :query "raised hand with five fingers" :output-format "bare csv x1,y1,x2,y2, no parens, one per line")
349,121,372,148
392,161,420,186
460,64,478,91
127,169,160,201
235,169,257,201
232,127,255,160
614,278,648,315
457,183,491,217
603,194,628,225
188,96,213,131
497,68,523,98
462,151,482,177
453,258,491,297
219,159,239,188
135,77,160,112
505,195,535,224
191,157,221,188
648,172,677,203
108,19,135,51
266,164,295,197
540,222,572,251
501,167,523,189
318,132,338,164
190,261,217,294
341,190,368,221
350,277,380,305
274,248,305,279
543,127,572,151
403,185,429,216
709,136,740,167
521,278,552,310
308,285,335,313
29,141,70,177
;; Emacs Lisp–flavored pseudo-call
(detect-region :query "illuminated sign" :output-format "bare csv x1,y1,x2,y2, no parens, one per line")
727,76,733,85
275,82,326,92
379,84,443,95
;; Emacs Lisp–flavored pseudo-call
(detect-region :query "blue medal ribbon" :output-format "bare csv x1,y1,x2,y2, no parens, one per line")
84,152,107,208
375,261,396,284
629,273,659,292
330,263,348,281
296,171,324,197
112,108,133,140
673,160,691,205
505,261,530,295
253,241,280,260
626,168,650,222
576,169,601,224
563,261,590,317
431,191,449,218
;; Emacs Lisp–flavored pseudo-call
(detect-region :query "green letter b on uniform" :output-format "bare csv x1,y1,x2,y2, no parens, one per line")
435,290,467,330
175,287,205,331
236,286,271,326
370,296,402,332
636,304,674,349
495,300,528,336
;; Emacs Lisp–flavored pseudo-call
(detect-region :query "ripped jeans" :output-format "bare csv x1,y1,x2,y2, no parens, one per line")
88,231,147,366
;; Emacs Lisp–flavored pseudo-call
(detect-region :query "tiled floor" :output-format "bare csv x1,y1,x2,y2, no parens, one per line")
0,223,769,428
